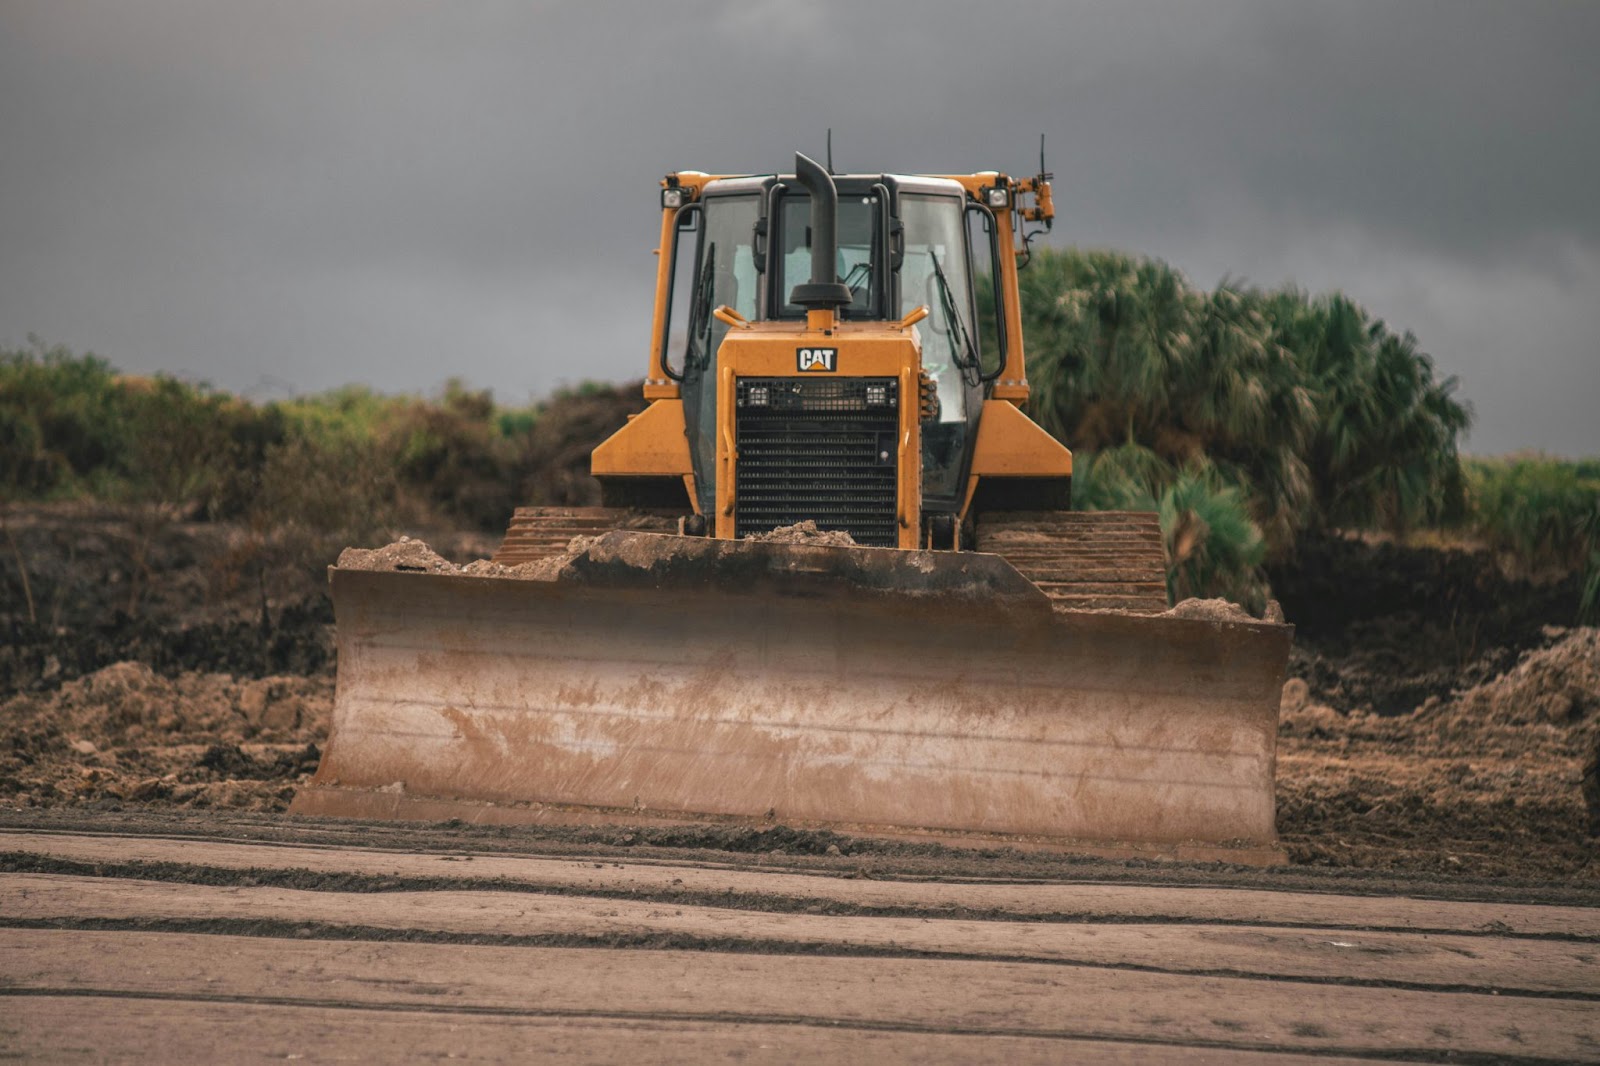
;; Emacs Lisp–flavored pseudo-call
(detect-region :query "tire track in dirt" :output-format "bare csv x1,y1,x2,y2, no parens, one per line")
6,823,1598,1062
0,995,1398,1066
6,829,1595,939
5,930,1595,1064
7,870,1595,996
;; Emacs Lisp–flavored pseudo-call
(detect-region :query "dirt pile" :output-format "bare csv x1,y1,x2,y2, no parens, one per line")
1276,628,1599,875
1271,531,1584,716
335,536,458,575
1165,598,1252,623
337,533,590,582
1,661,330,812
744,521,858,547
1422,627,1599,731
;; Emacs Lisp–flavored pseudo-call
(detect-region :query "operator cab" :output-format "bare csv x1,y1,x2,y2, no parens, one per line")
666,173,1009,520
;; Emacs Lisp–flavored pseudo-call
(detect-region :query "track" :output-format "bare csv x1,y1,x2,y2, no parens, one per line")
3,816,1596,1063
974,510,1171,613
492,506,679,564
491,506,1171,615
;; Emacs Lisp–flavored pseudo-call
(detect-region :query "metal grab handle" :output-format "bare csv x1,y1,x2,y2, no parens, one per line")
713,305,752,330
720,365,737,517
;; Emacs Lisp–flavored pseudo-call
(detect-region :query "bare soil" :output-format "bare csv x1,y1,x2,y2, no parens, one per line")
3,504,1597,882
3,823,1597,1063
1267,530,1588,716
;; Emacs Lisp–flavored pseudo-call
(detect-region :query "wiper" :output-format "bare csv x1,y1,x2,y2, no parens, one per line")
685,244,717,372
929,250,980,387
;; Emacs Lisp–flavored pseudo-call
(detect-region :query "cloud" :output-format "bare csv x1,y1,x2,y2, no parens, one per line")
1,0,1595,453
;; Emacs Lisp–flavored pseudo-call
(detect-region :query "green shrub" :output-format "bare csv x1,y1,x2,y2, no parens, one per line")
1159,469,1269,614
1023,248,1471,558
1,340,131,498
1464,455,1600,568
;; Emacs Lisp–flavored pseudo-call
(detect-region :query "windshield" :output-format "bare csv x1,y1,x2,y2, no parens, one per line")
776,191,883,318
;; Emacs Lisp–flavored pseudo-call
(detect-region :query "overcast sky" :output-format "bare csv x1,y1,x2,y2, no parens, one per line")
2,1,1596,455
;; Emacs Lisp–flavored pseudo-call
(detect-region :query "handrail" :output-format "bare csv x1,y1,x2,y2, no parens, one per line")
713,305,752,330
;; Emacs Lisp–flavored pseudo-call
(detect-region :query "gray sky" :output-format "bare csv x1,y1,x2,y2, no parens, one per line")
2,1,1596,455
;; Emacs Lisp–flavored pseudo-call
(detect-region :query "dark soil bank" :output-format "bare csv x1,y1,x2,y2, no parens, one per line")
1268,531,1586,716
0,505,495,699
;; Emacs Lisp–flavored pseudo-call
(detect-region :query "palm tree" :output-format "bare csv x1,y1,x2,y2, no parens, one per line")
1019,246,1472,604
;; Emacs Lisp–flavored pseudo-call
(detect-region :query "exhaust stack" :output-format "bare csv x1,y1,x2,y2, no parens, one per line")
788,152,853,311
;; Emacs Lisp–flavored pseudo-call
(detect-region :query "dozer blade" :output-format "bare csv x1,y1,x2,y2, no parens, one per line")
291,532,1293,864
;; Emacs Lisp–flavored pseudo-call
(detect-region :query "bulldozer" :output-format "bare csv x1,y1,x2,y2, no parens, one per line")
291,153,1293,863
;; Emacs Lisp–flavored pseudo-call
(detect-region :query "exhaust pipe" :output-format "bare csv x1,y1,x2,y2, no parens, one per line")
788,152,854,311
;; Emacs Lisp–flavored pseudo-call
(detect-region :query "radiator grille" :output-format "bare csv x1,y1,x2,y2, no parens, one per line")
734,377,899,547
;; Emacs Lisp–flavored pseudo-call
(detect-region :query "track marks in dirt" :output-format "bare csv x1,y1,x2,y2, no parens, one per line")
7,826,1600,1063
8,872,1595,997
6,930,1596,1064
1,997,1405,1066
3,829,1596,938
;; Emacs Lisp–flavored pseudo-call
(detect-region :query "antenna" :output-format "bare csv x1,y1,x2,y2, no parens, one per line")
1019,133,1054,271
826,128,834,175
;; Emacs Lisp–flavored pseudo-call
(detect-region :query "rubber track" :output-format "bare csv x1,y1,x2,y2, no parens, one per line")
973,511,1170,614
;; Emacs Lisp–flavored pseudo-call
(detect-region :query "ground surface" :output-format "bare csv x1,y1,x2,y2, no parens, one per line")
4,504,1596,878
3,815,1598,1063
2,504,1599,1060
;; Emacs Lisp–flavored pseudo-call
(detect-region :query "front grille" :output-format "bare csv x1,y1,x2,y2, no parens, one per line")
734,377,899,546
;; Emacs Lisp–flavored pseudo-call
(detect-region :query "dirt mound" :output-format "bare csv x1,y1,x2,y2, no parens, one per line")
1,661,330,812
744,521,858,547
1281,628,1599,755
1165,598,1252,623
1276,628,1600,874
1422,627,1599,731
336,536,458,574
338,533,586,582
1270,531,1585,716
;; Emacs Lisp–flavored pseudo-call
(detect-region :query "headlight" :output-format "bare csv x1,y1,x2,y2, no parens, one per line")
746,385,770,406
661,187,687,209
864,383,889,406
983,185,1009,209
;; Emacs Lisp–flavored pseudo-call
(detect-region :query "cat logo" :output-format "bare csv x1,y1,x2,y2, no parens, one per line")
797,347,837,372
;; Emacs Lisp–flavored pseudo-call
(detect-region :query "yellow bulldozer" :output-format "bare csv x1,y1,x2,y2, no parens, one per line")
292,153,1293,863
